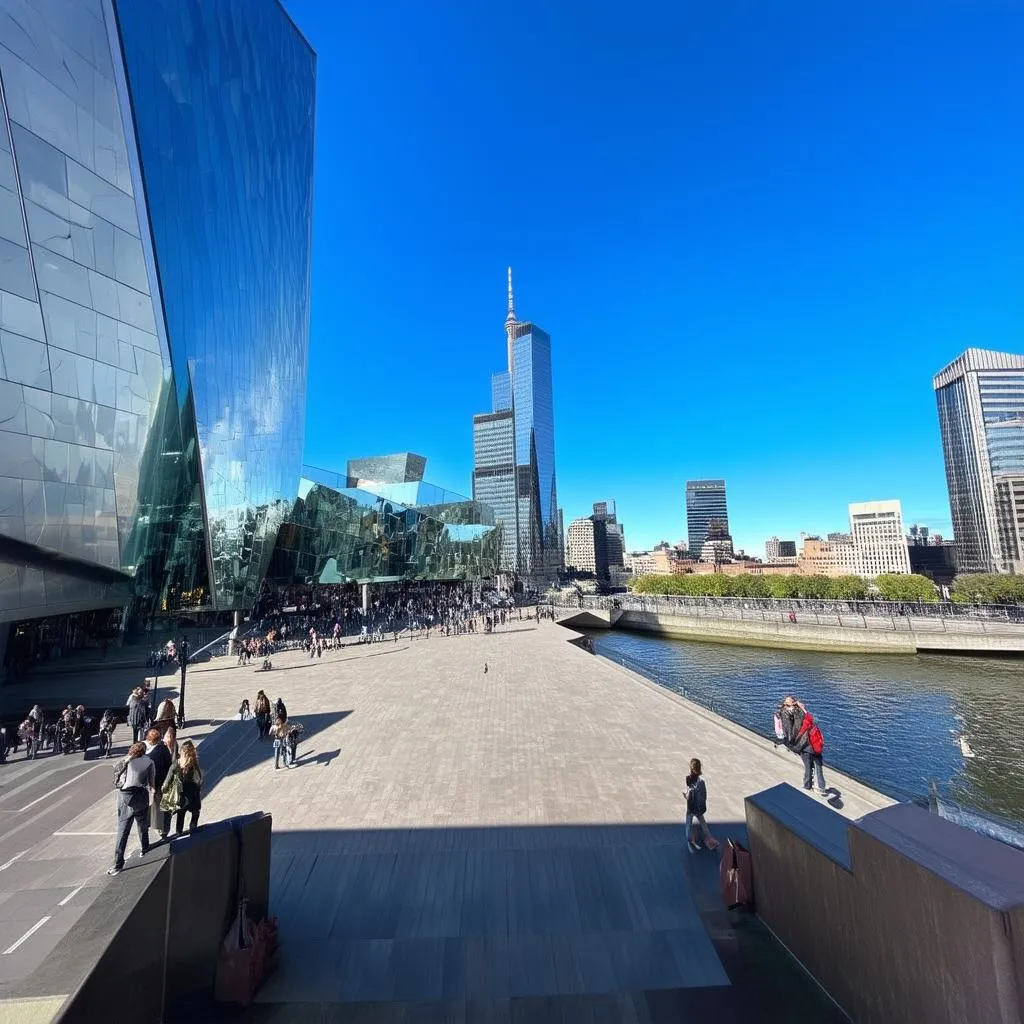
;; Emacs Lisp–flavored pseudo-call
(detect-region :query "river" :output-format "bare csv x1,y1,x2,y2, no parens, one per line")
585,629,1024,826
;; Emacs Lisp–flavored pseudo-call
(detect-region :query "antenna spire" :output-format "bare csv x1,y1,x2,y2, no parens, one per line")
506,265,515,323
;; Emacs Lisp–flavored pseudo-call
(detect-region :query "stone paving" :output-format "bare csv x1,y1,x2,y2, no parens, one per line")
3,620,891,1019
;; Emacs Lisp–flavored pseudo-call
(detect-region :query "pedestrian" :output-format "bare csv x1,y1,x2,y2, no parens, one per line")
684,758,715,853
163,723,178,761
254,690,271,740
484,662,488,674
174,740,203,834
274,696,287,721
286,721,302,767
153,697,176,732
271,715,290,770
144,728,173,841
109,741,154,875
795,707,828,797
127,687,149,743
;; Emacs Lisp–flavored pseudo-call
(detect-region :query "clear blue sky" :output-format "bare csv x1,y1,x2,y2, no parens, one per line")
288,0,1024,556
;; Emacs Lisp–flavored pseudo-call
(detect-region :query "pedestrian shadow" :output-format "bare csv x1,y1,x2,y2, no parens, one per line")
824,787,845,810
293,747,341,768
187,711,353,796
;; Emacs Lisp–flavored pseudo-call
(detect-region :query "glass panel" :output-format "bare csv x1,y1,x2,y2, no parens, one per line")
0,327,49,387
0,236,35,299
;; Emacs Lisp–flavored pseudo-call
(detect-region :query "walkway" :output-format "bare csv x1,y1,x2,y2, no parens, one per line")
1,620,890,1020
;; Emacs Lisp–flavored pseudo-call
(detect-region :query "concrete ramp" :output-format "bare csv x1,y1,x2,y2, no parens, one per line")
556,607,623,629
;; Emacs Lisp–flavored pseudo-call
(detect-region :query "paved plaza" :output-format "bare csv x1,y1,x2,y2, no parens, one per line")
1,621,890,1019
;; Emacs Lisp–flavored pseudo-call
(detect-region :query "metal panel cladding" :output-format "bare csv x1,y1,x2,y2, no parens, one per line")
113,0,316,610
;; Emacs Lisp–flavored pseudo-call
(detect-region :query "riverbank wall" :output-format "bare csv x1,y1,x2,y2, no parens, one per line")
558,606,1024,655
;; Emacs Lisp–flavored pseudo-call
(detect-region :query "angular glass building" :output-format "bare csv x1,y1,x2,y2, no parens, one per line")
268,457,502,586
0,0,315,657
472,268,561,583
934,348,1024,574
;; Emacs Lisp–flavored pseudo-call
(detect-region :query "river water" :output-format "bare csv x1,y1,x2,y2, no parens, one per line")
585,629,1024,826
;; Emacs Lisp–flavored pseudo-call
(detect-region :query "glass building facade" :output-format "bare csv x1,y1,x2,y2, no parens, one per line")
0,0,315,650
934,348,1024,574
685,479,729,557
472,271,562,582
268,464,502,586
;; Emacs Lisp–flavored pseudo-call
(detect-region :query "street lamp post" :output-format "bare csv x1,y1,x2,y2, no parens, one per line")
176,634,189,728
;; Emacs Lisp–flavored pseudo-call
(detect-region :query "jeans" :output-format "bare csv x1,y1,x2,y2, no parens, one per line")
273,739,291,768
174,807,200,833
685,811,711,845
114,789,150,869
801,751,827,792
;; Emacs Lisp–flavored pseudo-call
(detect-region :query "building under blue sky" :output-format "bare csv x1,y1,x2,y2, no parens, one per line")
291,0,1024,555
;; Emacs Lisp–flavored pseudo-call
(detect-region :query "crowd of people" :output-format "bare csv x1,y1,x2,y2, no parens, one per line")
246,690,302,769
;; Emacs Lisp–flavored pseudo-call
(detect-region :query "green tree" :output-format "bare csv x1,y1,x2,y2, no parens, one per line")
951,573,1024,605
729,573,771,598
829,575,869,601
874,573,938,603
795,575,833,599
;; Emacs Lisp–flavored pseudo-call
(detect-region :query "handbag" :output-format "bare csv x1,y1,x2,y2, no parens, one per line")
719,839,754,909
160,765,183,811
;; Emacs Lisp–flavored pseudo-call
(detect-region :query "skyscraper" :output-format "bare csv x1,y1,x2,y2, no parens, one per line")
566,516,609,579
472,269,561,581
592,500,625,568
934,348,1024,573
849,500,911,576
686,480,729,557
0,0,315,639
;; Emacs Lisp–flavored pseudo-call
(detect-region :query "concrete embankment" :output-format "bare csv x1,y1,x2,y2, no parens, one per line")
558,606,1024,655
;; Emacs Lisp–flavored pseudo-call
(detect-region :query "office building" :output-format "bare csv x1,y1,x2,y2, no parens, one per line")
849,500,911,576
472,269,561,582
592,500,625,568
0,0,314,645
566,516,609,580
798,537,859,577
934,348,1024,573
699,520,734,564
765,537,797,563
686,480,729,557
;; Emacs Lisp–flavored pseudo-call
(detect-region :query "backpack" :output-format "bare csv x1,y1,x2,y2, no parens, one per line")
113,757,129,790
808,722,824,755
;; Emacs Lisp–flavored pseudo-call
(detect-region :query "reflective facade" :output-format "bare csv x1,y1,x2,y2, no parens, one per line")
268,463,502,585
934,348,1024,573
472,270,561,581
0,0,315,632
686,479,729,557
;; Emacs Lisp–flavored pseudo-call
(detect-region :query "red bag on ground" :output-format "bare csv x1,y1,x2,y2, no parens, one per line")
720,839,754,909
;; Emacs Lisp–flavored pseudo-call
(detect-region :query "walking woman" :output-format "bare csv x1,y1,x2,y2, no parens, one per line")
254,690,271,740
174,740,203,835
271,714,291,769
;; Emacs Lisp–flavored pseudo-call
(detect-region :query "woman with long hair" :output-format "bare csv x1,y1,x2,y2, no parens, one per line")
171,740,203,835
254,690,271,740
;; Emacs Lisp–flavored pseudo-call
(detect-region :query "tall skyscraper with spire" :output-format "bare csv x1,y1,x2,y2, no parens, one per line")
473,269,562,582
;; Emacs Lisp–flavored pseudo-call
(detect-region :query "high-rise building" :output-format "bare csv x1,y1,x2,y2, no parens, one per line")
686,480,728,556
0,0,315,637
934,348,1024,573
592,500,625,568
566,516,608,579
849,500,911,576
472,269,561,581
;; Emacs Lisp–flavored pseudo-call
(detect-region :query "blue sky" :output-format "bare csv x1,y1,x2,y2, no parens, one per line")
289,0,1024,556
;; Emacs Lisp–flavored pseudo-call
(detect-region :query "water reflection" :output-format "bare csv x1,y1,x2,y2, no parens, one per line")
586,630,1024,825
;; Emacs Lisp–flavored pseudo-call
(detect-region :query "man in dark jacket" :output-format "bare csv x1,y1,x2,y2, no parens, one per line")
778,696,807,752
144,728,173,841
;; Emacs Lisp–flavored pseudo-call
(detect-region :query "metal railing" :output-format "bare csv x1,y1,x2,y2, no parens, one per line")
554,593,1024,634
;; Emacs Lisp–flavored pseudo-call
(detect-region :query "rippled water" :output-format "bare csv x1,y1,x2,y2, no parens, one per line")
586,629,1024,826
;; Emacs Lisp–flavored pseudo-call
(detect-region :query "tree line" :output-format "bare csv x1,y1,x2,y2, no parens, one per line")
628,569,1024,606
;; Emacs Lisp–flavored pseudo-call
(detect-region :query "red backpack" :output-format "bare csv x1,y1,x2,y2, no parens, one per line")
808,721,824,755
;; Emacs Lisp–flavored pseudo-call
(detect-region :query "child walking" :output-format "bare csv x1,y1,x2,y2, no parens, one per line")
685,758,715,853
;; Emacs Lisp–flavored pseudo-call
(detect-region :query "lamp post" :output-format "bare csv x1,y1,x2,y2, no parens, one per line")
176,634,189,727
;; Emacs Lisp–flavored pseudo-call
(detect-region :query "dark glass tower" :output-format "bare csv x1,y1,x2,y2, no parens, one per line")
473,269,561,581
686,479,729,557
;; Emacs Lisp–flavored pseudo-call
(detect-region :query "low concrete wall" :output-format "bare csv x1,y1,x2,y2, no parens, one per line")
10,813,271,1023
614,608,1024,654
746,784,1024,1024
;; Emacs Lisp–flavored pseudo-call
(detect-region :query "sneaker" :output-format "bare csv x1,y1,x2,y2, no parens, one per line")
107,865,122,876
159,833,168,842
686,841,698,854
817,789,829,798
134,848,148,859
